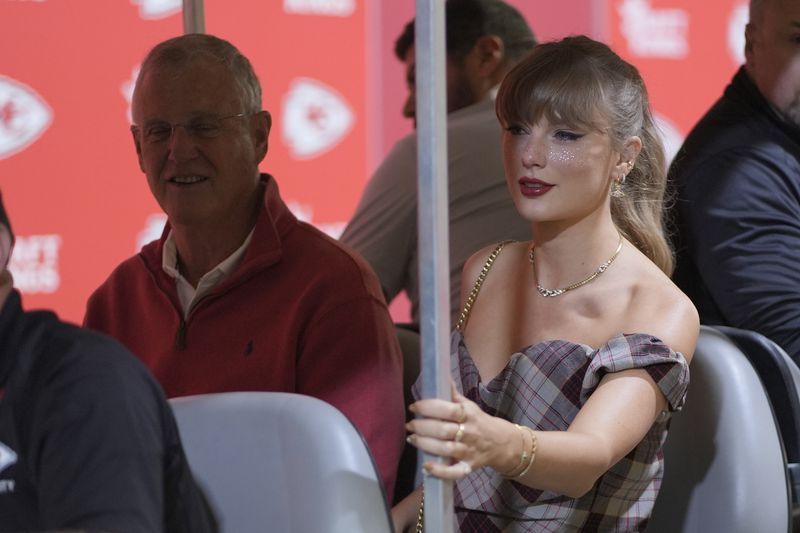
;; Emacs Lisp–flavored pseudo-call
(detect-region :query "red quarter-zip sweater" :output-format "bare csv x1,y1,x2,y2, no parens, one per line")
85,175,404,501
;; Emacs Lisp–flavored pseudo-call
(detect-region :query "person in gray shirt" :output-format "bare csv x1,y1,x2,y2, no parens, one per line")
341,0,536,328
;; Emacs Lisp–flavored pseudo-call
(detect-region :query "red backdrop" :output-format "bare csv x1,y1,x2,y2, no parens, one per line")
0,0,743,324
607,0,748,163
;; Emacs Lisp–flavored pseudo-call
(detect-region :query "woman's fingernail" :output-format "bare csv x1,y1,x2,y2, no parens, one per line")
409,404,417,413
406,435,415,444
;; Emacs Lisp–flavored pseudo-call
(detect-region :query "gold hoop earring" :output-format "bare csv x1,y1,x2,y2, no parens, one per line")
611,176,626,198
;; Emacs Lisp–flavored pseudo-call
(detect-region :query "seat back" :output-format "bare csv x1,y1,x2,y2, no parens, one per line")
714,324,800,505
169,392,393,533
648,326,791,533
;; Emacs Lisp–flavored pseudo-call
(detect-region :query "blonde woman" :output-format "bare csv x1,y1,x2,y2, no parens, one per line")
394,36,698,532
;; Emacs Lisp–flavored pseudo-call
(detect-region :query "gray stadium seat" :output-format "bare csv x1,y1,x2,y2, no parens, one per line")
648,326,791,532
169,392,393,533
714,324,800,518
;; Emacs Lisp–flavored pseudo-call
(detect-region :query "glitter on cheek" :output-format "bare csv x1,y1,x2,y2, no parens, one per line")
548,145,583,166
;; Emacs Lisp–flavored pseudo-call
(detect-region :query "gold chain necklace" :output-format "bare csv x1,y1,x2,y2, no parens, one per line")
529,233,623,297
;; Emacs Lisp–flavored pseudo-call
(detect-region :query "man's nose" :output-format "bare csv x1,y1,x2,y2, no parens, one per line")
402,93,416,120
167,125,199,160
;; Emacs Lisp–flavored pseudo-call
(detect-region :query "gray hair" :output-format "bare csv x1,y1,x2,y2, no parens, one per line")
134,33,262,115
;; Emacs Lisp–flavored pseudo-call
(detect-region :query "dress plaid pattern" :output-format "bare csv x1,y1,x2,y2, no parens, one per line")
450,330,689,532
414,243,690,532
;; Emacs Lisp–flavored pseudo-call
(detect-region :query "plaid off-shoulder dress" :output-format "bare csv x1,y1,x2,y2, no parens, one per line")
430,242,690,532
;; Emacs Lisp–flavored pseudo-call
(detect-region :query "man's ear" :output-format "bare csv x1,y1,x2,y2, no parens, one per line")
131,126,145,173
0,224,13,277
253,110,272,164
472,35,504,78
0,268,12,311
744,22,756,66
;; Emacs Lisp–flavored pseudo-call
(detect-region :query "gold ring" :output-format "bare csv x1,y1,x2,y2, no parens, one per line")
454,423,465,443
456,404,466,423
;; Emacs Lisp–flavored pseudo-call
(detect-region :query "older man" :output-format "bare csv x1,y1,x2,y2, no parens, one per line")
0,191,217,532
340,0,536,328
669,0,800,364
84,34,404,499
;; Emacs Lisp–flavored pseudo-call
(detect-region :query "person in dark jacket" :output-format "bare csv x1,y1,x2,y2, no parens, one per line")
0,190,217,533
669,0,800,364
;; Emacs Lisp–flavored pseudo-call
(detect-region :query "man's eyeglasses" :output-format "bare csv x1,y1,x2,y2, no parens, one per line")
132,113,251,144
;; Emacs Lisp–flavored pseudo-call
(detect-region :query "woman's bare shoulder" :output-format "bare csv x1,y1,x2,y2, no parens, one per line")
462,240,528,286
625,260,699,360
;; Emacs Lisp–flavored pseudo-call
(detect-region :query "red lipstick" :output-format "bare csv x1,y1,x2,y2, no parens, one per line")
518,177,554,198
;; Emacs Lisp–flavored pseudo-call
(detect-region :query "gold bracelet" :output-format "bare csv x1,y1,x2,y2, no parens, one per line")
514,426,538,478
499,423,529,477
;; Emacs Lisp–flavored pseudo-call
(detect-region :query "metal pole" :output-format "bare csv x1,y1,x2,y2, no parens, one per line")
182,0,205,34
416,0,453,531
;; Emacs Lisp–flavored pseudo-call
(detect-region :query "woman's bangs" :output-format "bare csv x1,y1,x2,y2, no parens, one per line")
498,52,607,132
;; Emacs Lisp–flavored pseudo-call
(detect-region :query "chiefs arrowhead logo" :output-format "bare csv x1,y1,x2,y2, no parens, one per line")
130,0,181,20
0,76,52,160
282,78,354,160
